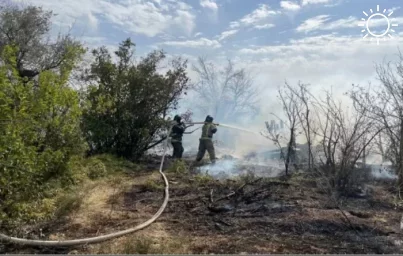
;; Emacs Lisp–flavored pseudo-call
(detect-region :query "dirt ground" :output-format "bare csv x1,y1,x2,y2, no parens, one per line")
3,156,403,254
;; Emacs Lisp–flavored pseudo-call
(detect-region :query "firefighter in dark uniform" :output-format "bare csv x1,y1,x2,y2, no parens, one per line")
195,115,217,164
169,115,186,159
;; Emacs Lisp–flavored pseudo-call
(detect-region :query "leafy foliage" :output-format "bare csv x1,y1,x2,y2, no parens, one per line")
0,43,85,226
0,4,191,228
82,38,190,160
0,4,83,79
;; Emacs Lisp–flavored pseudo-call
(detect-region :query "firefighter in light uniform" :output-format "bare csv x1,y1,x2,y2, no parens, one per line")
169,115,186,159
195,115,217,164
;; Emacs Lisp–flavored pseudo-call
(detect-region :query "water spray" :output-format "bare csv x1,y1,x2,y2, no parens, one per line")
184,122,220,126
184,122,259,135
218,124,260,135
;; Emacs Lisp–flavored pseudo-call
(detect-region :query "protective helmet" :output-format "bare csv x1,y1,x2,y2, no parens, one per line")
173,115,182,123
205,115,213,123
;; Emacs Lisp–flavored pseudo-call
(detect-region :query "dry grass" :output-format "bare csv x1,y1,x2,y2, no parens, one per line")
144,178,164,191
193,173,215,186
7,155,403,254
94,235,191,254
87,222,190,254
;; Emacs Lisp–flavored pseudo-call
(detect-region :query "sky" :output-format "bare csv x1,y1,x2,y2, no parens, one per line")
8,0,403,152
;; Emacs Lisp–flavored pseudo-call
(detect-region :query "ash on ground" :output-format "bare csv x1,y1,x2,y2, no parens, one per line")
197,155,284,179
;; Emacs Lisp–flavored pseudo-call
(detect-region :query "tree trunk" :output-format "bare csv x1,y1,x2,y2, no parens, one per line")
306,109,312,171
398,119,403,191
285,128,295,176
363,145,366,167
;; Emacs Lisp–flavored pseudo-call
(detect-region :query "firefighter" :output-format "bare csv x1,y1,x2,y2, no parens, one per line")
169,115,186,159
195,115,217,164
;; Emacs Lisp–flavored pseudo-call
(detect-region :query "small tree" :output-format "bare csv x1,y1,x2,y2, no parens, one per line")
192,57,259,120
285,82,316,170
192,57,260,148
82,39,190,160
0,4,82,80
314,91,380,192
350,52,403,191
261,83,302,175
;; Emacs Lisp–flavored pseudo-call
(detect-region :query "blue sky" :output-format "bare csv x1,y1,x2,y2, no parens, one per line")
11,0,403,100
9,0,403,148
13,0,403,56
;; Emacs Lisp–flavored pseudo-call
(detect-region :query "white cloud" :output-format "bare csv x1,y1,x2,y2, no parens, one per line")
280,1,301,11
240,4,279,25
229,21,241,29
200,0,219,22
297,15,403,33
296,15,331,33
194,32,203,37
364,17,403,28
239,34,359,55
387,7,401,13
234,33,403,124
14,0,196,38
238,34,403,80
86,12,98,30
159,38,222,49
229,4,279,29
11,0,102,29
254,24,275,30
80,36,107,46
200,0,218,11
217,29,238,41
301,0,331,6
100,1,196,37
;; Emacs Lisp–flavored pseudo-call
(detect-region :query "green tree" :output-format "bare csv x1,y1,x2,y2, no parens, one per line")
0,43,85,225
82,39,190,160
0,4,82,80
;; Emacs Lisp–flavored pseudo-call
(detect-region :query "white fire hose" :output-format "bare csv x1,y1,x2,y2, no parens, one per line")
0,128,173,247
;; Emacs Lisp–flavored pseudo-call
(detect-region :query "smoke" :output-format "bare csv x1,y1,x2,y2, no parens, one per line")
181,121,275,160
370,164,397,180
197,157,284,180
177,56,279,161
363,155,398,180
178,113,283,179
198,159,238,178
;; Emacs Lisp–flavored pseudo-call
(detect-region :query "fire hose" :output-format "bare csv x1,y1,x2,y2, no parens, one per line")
0,122,214,247
0,128,173,247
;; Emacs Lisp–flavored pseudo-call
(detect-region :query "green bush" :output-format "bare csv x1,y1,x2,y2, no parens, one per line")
81,39,190,160
0,44,86,226
87,158,107,179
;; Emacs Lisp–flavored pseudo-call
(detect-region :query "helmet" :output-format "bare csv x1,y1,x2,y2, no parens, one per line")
173,115,182,123
205,115,213,123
